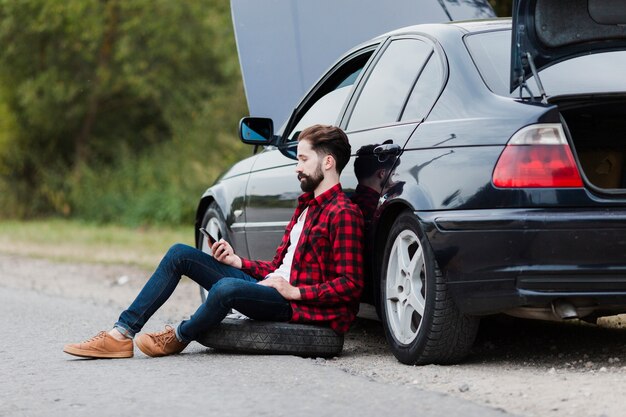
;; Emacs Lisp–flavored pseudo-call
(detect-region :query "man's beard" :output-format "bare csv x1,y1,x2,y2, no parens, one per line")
298,165,324,193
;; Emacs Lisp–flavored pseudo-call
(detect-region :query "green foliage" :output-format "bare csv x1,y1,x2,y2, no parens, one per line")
0,0,248,224
489,0,513,17
0,0,512,225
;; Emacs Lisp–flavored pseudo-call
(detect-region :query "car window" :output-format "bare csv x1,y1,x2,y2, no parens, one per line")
465,29,626,98
347,39,433,131
464,30,517,96
288,83,353,141
400,53,443,122
287,53,372,142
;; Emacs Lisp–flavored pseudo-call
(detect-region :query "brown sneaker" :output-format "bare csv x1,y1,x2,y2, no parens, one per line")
63,331,133,359
135,325,189,357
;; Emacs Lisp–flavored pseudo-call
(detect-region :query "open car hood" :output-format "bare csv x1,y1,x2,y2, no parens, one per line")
511,0,626,93
231,0,494,127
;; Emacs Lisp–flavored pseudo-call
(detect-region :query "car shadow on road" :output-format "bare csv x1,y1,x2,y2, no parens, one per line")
467,315,626,368
344,315,626,368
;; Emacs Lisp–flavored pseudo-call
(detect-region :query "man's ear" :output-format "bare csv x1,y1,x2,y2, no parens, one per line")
324,154,336,171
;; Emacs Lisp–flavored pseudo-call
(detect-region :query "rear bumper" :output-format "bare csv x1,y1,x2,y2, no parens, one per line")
418,208,626,315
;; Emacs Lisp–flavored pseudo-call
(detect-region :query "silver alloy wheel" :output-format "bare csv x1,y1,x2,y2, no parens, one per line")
385,229,426,345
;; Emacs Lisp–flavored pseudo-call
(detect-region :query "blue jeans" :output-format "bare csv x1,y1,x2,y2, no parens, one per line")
114,243,292,343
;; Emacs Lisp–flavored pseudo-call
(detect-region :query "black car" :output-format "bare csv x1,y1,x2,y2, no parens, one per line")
195,0,626,364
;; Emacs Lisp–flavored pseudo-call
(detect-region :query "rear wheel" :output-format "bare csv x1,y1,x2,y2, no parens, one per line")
380,211,479,365
199,202,229,302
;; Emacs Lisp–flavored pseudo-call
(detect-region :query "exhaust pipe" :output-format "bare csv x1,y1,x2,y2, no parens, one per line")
551,299,579,320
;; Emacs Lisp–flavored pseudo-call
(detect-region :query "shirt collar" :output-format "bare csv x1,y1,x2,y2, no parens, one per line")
355,184,379,195
297,183,343,208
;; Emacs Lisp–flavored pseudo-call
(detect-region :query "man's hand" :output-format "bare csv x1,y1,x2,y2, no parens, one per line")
258,274,302,300
212,239,242,269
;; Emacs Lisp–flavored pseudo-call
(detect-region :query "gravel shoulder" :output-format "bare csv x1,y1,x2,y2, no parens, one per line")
2,252,625,417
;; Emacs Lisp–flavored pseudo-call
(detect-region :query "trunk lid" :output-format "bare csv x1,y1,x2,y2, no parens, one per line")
511,0,626,93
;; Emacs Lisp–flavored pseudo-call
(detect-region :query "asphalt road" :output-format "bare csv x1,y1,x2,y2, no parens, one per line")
0,286,515,417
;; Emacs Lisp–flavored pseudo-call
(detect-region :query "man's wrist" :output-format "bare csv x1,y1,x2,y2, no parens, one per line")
291,286,302,300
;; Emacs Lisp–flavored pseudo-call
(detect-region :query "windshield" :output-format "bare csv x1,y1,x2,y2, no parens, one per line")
465,29,626,98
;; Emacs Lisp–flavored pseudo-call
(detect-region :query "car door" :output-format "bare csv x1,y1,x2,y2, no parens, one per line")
243,46,378,260
337,35,446,303
342,36,446,216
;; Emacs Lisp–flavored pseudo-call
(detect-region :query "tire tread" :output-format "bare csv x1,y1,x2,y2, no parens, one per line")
418,266,479,364
197,318,344,358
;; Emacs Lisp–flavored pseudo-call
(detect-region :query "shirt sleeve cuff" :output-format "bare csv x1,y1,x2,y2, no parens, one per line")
240,257,254,271
298,285,319,301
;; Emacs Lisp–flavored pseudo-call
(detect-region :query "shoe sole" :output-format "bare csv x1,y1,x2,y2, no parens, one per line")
63,345,133,359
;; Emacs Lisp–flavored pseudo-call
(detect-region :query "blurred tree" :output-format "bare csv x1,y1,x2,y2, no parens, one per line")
490,0,513,16
0,0,514,224
0,0,246,221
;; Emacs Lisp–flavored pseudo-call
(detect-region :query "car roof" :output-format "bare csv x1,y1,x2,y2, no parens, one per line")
449,18,512,33
380,18,511,39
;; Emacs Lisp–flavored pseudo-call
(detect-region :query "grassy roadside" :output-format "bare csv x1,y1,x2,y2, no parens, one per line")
0,219,194,270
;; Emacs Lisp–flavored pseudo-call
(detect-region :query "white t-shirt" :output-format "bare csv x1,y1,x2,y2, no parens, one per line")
271,207,308,282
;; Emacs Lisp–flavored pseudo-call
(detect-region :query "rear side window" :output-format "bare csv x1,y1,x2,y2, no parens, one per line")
465,29,626,97
347,39,433,131
464,30,511,96
400,54,443,122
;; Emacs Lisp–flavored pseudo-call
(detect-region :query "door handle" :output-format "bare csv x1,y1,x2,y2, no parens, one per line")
373,143,402,157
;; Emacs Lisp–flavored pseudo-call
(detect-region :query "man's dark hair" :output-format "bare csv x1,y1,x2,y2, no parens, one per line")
298,124,351,174
354,142,395,181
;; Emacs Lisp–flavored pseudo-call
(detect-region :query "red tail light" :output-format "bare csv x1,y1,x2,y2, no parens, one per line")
492,124,583,188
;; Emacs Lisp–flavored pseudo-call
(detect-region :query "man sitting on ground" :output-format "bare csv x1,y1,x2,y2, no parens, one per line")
63,124,365,358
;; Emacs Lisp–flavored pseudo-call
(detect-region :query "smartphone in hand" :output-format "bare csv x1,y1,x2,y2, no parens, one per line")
199,227,219,246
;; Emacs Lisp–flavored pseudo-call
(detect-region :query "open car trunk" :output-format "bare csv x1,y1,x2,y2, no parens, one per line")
556,96,626,190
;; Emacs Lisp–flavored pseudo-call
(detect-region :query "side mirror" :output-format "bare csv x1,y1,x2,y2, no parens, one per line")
239,117,274,145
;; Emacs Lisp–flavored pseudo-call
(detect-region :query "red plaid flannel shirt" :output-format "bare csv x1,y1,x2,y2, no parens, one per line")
240,183,364,334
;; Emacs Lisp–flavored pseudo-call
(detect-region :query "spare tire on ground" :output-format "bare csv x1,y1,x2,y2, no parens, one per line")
197,318,344,357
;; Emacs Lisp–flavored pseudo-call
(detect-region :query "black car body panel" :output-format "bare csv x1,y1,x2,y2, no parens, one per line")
421,207,626,314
